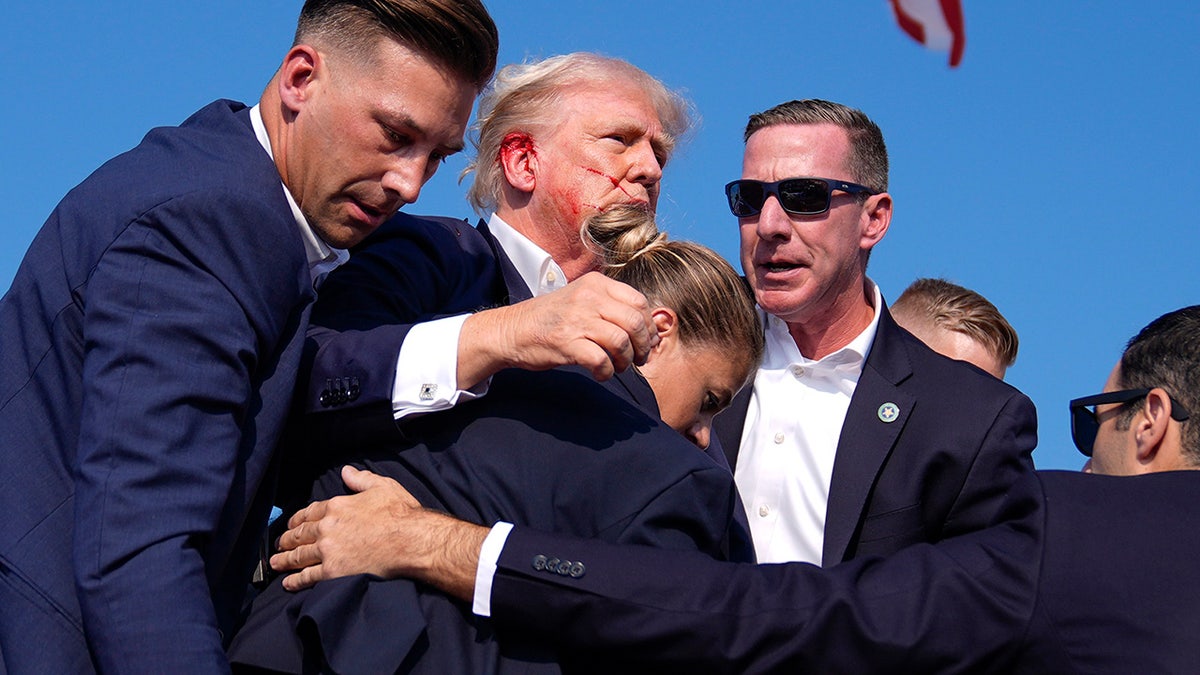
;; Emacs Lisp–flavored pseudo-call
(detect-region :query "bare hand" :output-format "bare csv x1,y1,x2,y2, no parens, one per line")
458,272,657,387
270,466,488,600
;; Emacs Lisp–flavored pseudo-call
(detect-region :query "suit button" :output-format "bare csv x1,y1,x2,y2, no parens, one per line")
568,561,585,578
532,554,547,571
555,560,573,576
319,390,332,407
545,557,560,573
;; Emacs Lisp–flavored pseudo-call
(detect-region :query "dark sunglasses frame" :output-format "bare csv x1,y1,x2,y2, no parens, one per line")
724,177,878,218
1069,388,1191,457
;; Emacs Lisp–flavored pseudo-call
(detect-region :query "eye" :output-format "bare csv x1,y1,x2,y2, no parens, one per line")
382,125,411,147
604,132,629,144
702,392,721,412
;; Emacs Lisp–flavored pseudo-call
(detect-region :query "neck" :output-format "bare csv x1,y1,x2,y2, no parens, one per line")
786,279,875,360
258,77,290,187
495,206,598,281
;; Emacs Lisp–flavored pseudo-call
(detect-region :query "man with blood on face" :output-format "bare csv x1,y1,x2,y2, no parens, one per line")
272,53,738,592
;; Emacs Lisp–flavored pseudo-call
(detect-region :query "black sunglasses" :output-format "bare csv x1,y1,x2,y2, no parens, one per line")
724,177,878,218
1069,388,1191,457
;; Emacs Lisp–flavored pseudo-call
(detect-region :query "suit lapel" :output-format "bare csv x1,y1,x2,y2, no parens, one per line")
476,219,533,304
714,387,751,470
822,309,915,565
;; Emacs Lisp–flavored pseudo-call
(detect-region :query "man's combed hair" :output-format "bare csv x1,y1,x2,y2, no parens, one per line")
744,99,888,194
296,0,498,89
1116,305,1200,463
464,53,693,214
891,278,1019,368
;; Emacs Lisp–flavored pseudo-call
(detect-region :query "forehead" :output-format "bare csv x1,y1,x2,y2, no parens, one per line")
549,79,665,130
742,123,852,180
338,39,475,132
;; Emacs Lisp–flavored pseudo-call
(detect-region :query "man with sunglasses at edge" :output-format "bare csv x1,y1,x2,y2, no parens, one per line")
281,306,1200,672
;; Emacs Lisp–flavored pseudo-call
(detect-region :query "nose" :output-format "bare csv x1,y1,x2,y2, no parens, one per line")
629,141,664,189
1082,458,1094,473
687,421,711,450
381,159,428,206
753,193,794,241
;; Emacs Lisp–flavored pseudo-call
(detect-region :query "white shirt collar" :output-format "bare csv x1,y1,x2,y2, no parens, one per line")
249,104,349,287
485,213,567,297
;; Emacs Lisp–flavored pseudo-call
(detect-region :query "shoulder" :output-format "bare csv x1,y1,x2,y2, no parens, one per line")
876,311,1031,416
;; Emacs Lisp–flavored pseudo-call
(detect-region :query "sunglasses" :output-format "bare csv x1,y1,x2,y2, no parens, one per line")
724,177,878,218
1069,388,1191,457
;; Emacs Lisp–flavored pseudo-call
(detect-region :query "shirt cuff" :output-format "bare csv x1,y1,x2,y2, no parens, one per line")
472,521,514,617
393,314,489,419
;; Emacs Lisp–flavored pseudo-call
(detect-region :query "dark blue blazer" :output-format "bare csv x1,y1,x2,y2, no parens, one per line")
714,307,1037,564
0,100,313,673
229,216,748,673
295,216,739,476
487,469,1200,673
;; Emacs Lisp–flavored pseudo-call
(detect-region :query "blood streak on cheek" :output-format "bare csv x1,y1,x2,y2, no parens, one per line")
583,167,633,198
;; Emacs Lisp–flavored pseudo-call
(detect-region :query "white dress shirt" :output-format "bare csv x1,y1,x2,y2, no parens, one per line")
734,281,883,564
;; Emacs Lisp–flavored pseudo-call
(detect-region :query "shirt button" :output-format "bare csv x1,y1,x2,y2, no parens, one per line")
773,432,785,444
546,270,558,283
790,365,805,377
758,505,771,518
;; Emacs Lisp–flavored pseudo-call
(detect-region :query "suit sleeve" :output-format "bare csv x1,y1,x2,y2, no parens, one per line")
491,471,1045,674
73,194,300,673
943,390,1038,537
301,217,499,426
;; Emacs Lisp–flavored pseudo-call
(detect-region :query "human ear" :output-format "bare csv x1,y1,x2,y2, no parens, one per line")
859,191,892,251
1134,388,1173,468
277,45,322,115
651,307,678,340
499,132,538,194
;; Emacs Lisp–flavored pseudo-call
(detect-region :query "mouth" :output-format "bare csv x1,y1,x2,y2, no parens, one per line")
757,259,805,275
347,198,396,229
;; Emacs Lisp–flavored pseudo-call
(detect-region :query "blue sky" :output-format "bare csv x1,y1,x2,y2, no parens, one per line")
3,2,1198,470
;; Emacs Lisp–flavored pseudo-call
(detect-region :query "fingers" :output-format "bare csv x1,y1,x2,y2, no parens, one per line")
342,465,421,507
458,273,657,383
280,565,323,592
285,499,326,531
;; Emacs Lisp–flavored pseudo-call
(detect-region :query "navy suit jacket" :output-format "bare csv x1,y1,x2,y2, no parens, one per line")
487,469,1200,673
714,306,1037,564
230,364,745,674
294,216,738,476
229,216,748,673
0,100,313,674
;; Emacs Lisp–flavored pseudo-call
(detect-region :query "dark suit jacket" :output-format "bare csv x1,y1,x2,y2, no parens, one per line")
714,307,1037,563
294,216,738,476
0,101,313,673
229,217,748,673
487,469,1200,673
230,364,745,674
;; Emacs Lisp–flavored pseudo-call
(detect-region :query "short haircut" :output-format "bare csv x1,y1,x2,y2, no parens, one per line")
465,53,693,214
891,278,1019,368
743,99,888,193
1116,305,1200,464
585,205,764,381
295,0,498,89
